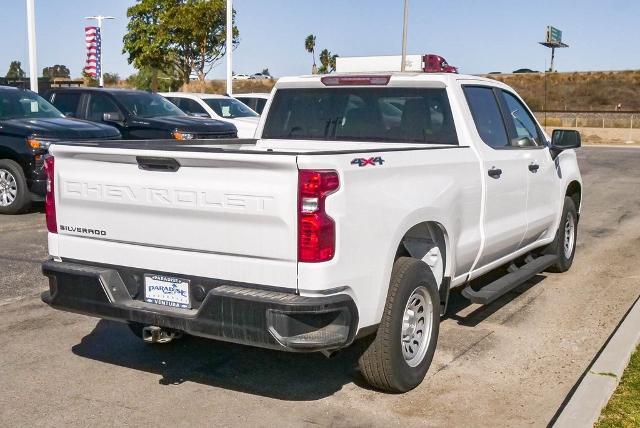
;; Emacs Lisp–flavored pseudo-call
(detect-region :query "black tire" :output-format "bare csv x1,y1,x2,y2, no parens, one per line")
0,159,31,215
544,197,578,273
358,257,440,393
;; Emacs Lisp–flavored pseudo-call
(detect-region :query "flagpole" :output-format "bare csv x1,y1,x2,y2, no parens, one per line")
26,0,38,92
85,15,114,87
226,0,233,95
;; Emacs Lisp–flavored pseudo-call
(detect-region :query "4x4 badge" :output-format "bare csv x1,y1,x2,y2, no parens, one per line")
351,156,385,167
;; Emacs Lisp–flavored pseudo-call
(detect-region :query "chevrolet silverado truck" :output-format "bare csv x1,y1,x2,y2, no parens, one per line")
41,73,582,392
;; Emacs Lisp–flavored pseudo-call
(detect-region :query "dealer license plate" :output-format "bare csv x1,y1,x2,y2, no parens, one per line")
144,274,191,309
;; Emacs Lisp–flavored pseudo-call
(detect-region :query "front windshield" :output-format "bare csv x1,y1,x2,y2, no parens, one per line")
0,90,64,120
112,91,185,118
204,98,258,119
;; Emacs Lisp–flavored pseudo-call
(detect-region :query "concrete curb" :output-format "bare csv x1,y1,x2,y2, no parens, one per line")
552,295,640,427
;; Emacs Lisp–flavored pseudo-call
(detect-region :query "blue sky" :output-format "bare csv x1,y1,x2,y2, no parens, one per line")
2,0,639,79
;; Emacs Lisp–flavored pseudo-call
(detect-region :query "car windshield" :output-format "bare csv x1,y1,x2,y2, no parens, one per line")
262,87,458,145
0,90,64,120
203,98,258,118
112,91,185,118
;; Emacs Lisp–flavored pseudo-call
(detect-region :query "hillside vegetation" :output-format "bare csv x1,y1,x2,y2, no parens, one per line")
488,70,640,111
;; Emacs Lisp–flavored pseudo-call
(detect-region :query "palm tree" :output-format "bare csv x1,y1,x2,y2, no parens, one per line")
305,34,317,73
330,54,338,72
318,49,331,74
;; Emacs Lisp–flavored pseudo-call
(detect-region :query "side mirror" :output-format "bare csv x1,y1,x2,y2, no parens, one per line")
511,136,536,148
103,112,124,123
551,129,581,151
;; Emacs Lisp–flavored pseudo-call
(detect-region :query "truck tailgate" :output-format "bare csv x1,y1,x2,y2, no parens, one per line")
48,144,299,289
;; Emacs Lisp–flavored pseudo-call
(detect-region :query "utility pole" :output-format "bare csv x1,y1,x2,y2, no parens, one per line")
85,15,114,87
26,0,38,92
226,0,233,95
401,0,409,71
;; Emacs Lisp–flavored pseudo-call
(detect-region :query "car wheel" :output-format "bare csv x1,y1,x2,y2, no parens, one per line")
544,197,578,273
0,159,31,215
358,257,440,393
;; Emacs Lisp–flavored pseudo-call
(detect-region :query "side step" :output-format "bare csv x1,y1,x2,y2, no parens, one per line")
462,255,558,305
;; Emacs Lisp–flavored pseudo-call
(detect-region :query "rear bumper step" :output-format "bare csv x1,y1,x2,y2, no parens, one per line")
41,260,358,352
462,255,558,305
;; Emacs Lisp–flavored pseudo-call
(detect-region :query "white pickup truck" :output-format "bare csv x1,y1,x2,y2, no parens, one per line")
41,73,582,392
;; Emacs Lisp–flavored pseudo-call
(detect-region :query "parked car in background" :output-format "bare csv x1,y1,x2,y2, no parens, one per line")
45,88,237,140
0,86,120,214
234,93,271,115
233,74,251,80
161,92,259,139
249,73,272,80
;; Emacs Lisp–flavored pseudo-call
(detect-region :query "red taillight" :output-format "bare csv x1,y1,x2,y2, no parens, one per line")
320,75,390,86
44,156,57,234
298,170,339,262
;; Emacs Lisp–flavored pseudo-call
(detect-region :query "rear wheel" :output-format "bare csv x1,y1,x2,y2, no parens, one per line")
544,197,578,273
358,257,440,393
0,159,31,215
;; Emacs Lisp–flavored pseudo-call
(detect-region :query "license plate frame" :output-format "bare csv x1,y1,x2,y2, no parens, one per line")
144,274,191,309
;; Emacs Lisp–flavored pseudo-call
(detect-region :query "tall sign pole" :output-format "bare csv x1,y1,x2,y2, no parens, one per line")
400,0,409,72
85,15,114,87
26,0,38,92
226,0,233,95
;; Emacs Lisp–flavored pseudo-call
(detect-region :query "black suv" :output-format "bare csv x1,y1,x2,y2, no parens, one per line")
0,86,121,214
45,88,238,140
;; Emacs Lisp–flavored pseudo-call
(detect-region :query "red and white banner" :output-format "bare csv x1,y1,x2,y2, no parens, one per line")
83,26,101,77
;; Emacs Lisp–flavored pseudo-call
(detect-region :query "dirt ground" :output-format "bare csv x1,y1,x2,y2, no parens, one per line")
1,146,639,427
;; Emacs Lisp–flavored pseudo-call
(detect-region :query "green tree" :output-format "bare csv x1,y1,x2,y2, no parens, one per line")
42,64,70,79
318,50,339,74
103,73,120,86
164,0,239,87
6,61,26,79
123,0,180,92
125,68,182,92
304,34,316,73
81,70,99,87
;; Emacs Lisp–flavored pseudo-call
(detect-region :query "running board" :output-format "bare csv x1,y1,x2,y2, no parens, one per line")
462,255,558,305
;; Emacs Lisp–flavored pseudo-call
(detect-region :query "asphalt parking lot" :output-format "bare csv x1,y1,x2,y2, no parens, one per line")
1,146,639,427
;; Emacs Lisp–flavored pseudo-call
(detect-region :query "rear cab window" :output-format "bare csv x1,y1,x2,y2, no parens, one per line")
50,92,82,117
262,87,458,145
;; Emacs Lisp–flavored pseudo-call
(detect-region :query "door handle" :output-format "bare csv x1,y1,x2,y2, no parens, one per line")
136,156,181,172
488,167,502,179
528,163,540,173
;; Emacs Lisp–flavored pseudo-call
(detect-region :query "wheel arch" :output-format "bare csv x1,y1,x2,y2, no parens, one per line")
566,180,582,215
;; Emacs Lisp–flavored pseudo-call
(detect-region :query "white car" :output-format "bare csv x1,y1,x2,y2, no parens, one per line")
233,74,251,80
42,72,582,393
161,92,259,139
249,72,272,80
234,92,271,114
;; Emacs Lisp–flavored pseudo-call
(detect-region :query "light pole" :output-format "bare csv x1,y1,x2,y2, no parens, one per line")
401,0,409,72
226,0,233,95
85,15,114,87
26,0,38,92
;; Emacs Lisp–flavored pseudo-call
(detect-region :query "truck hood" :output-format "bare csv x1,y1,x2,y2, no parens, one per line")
0,117,121,139
132,115,237,135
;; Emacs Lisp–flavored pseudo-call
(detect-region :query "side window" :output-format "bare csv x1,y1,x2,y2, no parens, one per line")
501,91,542,146
463,86,509,148
255,98,267,114
51,92,81,116
180,98,208,116
87,94,120,122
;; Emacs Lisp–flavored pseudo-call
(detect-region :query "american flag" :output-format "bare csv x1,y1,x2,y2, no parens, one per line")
84,26,101,78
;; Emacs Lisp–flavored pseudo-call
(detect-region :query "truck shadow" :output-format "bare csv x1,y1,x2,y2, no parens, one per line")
71,320,367,401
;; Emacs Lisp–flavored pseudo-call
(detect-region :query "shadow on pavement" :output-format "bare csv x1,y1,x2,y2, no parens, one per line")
72,320,367,401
